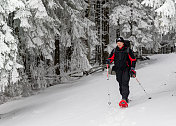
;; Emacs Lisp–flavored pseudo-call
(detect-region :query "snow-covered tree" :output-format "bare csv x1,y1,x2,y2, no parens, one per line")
110,0,157,55
12,0,59,89
0,0,99,101
142,0,176,34
142,0,175,17
0,0,23,92
59,0,99,73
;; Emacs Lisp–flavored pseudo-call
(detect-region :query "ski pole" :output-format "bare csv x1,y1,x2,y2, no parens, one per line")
133,75,152,99
106,64,111,105
107,64,109,80
107,89,111,105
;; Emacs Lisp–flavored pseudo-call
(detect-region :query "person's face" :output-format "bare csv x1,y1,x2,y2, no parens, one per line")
117,42,124,48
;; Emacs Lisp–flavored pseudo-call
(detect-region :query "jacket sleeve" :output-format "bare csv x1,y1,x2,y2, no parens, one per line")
128,49,136,68
108,49,115,63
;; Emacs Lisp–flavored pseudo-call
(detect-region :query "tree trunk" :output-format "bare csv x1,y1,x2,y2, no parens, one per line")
54,39,60,75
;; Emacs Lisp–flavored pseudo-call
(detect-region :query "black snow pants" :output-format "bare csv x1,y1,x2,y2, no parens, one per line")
116,68,130,100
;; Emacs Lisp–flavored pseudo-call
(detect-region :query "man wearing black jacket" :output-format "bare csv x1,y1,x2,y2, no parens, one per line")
106,37,136,103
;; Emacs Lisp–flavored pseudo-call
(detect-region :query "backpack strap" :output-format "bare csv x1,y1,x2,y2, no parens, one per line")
113,48,116,54
126,47,130,53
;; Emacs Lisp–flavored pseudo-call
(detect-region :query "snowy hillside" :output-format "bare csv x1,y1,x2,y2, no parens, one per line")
0,53,176,126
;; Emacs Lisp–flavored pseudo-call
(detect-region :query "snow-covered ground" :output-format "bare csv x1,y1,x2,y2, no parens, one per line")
0,53,176,126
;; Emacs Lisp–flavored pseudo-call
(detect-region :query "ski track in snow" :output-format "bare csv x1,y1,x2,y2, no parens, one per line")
0,54,176,126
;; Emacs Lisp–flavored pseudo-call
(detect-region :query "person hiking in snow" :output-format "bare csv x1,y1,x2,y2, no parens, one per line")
106,37,136,104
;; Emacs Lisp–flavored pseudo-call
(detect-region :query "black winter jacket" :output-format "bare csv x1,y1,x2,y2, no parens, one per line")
108,45,136,71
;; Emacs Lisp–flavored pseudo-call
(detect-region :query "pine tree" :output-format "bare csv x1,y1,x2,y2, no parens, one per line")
109,0,160,56
0,0,100,101
0,0,23,92
58,0,99,74
142,0,176,34
13,0,58,89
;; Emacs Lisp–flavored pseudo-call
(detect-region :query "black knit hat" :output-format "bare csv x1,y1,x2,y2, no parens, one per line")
116,37,124,43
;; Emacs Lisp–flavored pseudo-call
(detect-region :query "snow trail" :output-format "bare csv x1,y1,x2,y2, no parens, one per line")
0,54,176,126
